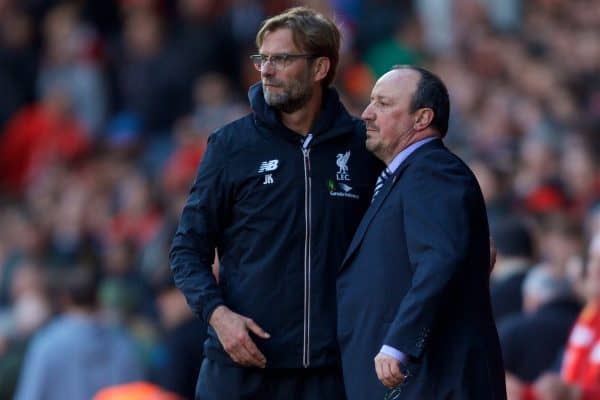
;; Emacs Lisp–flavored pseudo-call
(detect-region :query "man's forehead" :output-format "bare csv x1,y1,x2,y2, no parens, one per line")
371,69,419,99
370,83,395,100
259,28,299,52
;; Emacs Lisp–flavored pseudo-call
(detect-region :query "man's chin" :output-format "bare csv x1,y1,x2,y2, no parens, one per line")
266,95,312,114
365,140,380,156
263,93,285,107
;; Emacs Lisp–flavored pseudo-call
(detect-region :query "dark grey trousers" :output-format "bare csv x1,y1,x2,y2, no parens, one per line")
196,359,347,400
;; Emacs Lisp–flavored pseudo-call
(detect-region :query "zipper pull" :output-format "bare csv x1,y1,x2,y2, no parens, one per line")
302,133,313,150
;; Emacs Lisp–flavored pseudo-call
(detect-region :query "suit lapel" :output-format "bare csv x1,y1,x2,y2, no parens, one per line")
339,139,444,271
340,162,406,269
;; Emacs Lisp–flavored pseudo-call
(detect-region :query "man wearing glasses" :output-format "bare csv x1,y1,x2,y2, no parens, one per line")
170,7,380,399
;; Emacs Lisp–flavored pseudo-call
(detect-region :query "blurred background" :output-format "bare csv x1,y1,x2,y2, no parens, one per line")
0,0,598,399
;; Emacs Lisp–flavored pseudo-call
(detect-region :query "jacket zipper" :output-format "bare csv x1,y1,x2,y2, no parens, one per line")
301,134,313,368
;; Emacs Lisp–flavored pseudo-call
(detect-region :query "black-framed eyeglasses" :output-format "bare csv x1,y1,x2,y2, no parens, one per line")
249,53,317,71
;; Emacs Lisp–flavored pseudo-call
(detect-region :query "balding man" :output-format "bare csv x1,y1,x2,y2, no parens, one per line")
337,66,506,399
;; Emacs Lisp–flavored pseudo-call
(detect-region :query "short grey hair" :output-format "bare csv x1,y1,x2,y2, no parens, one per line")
522,266,572,304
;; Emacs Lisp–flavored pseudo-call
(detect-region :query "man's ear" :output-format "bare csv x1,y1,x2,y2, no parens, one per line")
313,57,331,83
414,108,435,131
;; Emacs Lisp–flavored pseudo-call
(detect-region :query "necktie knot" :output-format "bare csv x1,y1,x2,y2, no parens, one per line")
371,167,392,202
381,167,391,180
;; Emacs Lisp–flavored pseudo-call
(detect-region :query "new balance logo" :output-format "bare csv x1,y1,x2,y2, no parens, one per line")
263,174,274,185
258,160,279,173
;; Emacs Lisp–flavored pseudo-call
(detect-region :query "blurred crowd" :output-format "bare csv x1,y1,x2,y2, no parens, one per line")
0,0,598,399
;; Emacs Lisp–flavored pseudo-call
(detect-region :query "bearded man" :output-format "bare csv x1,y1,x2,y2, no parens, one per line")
170,7,381,400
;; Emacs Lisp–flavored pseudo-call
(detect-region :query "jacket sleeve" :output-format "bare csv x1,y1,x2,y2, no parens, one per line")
383,159,482,359
169,132,230,324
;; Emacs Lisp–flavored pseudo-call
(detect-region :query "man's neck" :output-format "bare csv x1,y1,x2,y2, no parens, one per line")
280,87,324,136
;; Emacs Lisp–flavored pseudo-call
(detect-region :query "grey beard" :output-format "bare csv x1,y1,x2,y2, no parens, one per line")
263,75,314,114
265,90,313,113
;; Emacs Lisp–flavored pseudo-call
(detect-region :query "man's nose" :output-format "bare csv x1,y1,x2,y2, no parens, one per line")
361,104,374,121
260,61,276,76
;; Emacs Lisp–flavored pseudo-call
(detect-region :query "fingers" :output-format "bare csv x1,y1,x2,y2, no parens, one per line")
240,334,267,368
212,310,269,368
226,338,250,365
241,318,268,367
381,361,396,389
225,329,267,368
375,353,405,389
246,318,271,339
389,359,404,383
375,356,385,384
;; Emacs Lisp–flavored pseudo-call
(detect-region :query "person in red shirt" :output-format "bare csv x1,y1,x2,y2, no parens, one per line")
0,86,89,195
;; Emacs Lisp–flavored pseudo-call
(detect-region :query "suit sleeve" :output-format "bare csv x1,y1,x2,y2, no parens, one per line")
383,160,482,359
169,132,231,324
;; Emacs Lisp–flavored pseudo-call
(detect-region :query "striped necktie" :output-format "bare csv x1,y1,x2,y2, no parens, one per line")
371,167,392,202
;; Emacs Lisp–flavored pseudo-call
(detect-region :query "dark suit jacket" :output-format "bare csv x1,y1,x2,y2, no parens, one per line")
337,139,506,400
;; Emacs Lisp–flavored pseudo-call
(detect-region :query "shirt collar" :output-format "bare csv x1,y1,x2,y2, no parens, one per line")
387,137,437,173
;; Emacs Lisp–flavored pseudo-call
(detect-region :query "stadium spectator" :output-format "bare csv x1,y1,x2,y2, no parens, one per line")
37,2,107,135
490,217,536,322
499,266,580,382
0,84,89,196
152,277,206,399
0,7,37,130
14,266,144,400
505,232,600,400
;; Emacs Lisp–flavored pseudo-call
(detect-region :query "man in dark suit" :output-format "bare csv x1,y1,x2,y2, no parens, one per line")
337,66,506,399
